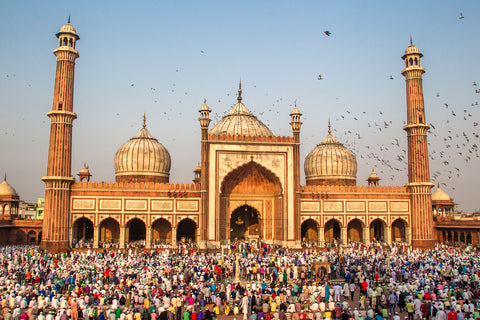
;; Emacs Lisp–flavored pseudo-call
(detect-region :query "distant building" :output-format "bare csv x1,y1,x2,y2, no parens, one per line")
36,198,45,220
18,202,37,220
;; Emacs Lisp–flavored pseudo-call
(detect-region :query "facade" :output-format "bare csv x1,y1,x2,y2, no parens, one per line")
35,21,466,251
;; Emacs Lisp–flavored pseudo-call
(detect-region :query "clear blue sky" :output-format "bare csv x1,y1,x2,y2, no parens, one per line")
1,1,479,211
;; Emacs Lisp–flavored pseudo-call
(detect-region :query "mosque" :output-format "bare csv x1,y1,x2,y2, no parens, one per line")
7,21,476,251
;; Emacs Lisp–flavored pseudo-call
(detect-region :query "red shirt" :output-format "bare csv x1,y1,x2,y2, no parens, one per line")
448,311,458,320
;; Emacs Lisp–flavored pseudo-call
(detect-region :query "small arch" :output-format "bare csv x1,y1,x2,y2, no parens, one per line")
125,218,146,246
68,38,73,47
347,219,364,243
301,219,318,243
409,58,413,66
391,218,408,243
370,218,386,242
27,231,37,244
73,217,94,247
419,115,423,123
63,37,68,46
177,218,197,243
414,57,418,65
99,217,120,245
152,218,172,245
324,219,341,245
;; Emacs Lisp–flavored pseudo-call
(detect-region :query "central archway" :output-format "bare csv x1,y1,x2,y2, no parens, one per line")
230,205,260,241
220,161,284,242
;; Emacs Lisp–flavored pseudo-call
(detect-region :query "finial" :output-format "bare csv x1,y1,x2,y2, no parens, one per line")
68,15,71,24
3,173,6,181
237,79,242,102
328,119,331,134
143,113,146,129
204,98,206,104
295,100,297,108
410,35,412,45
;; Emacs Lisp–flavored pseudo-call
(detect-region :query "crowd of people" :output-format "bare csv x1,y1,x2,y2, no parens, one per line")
0,242,478,320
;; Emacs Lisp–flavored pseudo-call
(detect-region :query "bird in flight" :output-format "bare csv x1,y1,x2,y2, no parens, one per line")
459,13,464,19
318,74,323,80
324,30,332,36
389,75,394,80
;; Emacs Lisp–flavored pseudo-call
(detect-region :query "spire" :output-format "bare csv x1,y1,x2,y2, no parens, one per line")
68,15,71,24
237,80,242,102
410,35,412,45
143,113,146,129
3,173,6,181
328,119,332,134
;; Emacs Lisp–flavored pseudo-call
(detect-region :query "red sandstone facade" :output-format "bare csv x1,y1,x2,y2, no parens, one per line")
34,22,470,251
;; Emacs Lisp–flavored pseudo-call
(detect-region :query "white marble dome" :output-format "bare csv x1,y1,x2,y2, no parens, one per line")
114,124,171,183
304,130,357,185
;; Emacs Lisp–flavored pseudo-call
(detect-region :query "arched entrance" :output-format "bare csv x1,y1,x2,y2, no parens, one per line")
324,219,341,245
27,231,37,244
370,219,386,242
347,219,363,243
16,230,26,244
301,219,318,243
99,218,120,244
177,218,196,242
152,218,172,244
230,205,260,241
126,218,146,245
73,217,94,246
391,219,407,243
220,162,283,242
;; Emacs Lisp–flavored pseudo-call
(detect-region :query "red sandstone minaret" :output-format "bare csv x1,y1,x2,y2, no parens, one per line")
290,102,302,245
41,19,80,251
198,97,211,245
401,40,435,248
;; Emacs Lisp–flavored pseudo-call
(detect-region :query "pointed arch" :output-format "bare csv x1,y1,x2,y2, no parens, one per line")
177,218,197,242
391,218,408,243
301,219,318,243
219,161,284,242
347,219,364,243
221,161,283,195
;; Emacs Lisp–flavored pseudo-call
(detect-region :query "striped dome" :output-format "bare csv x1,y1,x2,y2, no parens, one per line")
304,132,357,185
114,125,171,183
209,101,273,137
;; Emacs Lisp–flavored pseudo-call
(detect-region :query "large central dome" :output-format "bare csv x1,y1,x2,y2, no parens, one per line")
209,83,273,137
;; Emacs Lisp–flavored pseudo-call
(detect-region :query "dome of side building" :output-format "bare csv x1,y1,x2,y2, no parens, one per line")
114,118,171,183
304,122,357,186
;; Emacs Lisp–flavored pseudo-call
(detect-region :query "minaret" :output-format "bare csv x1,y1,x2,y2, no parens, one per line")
198,98,211,245
290,101,302,245
41,19,80,251
401,40,435,248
